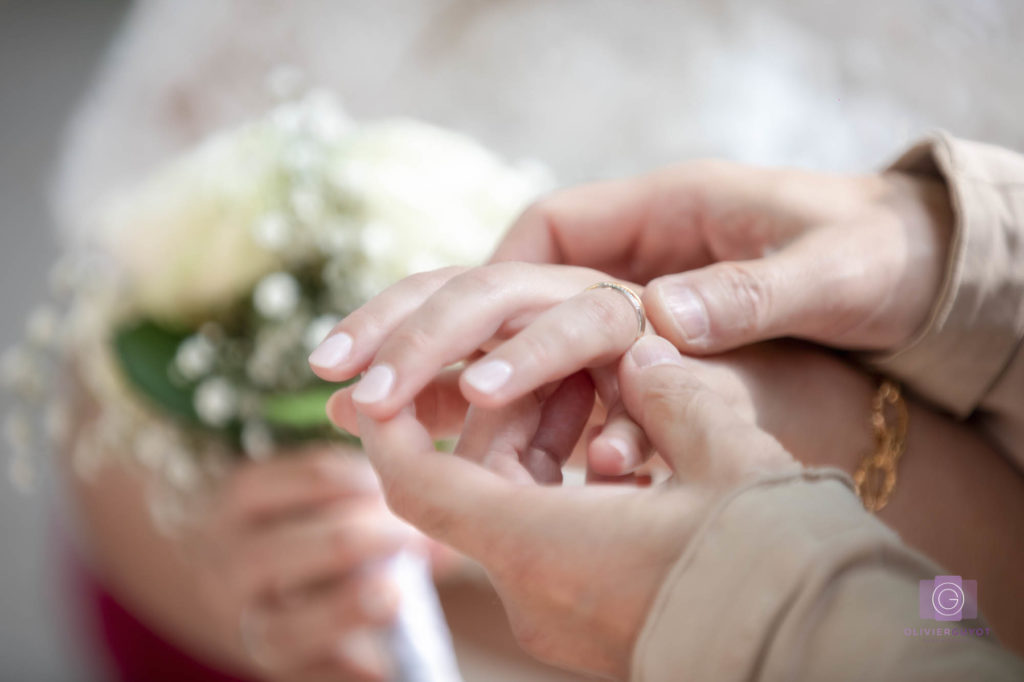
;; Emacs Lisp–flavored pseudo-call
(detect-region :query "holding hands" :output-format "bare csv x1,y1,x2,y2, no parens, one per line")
310,157,1024,677
306,256,879,677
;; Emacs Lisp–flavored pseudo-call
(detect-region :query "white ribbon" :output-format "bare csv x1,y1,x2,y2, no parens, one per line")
387,551,464,682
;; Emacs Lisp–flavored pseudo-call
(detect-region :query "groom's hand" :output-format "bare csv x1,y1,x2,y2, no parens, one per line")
492,163,952,355
356,336,796,679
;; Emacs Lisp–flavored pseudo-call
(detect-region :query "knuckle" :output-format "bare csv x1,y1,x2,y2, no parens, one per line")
711,262,773,336
514,328,558,373
455,262,519,294
385,324,436,363
584,293,632,345
337,305,382,342
640,372,702,427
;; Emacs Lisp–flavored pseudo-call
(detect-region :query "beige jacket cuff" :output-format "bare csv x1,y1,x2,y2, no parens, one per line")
867,133,1024,419
632,470,927,682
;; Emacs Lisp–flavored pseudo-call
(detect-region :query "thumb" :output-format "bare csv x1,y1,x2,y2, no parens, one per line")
643,230,871,354
617,336,794,484
357,410,510,555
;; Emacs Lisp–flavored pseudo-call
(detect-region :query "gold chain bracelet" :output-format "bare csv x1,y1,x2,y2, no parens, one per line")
853,379,909,512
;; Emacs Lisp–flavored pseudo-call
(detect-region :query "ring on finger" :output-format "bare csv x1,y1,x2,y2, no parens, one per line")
585,281,647,340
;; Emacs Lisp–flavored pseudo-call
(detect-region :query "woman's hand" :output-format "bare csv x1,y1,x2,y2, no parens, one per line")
491,162,953,354
353,336,797,678
310,263,655,478
185,449,419,682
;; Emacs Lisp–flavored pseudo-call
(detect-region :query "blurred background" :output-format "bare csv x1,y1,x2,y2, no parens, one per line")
1,1,1021,679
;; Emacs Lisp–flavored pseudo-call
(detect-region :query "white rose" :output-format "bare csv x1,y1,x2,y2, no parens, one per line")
330,119,552,296
97,94,550,323
96,115,314,323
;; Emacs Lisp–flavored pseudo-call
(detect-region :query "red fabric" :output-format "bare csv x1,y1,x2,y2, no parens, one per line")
71,558,255,682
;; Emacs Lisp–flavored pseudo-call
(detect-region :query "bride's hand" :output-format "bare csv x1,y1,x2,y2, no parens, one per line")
186,448,419,682
310,263,655,479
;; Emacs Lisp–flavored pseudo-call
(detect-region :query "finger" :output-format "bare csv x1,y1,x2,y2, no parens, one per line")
523,372,596,484
237,503,415,599
219,450,380,528
489,173,711,283
588,399,652,476
617,336,795,484
258,571,399,674
455,397,541,485
357,409,512,556
490,178,660,270
456,282,644,408
456,373,595,484
327,369,468,439
308,266,467,380
347,262,602,419
643,227,897,354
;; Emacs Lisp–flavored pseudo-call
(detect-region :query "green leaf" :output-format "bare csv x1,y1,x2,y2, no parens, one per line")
112,321,199,423
261,383,342,429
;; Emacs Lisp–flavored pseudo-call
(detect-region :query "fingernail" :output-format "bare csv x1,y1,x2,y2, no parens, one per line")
463,359,513,395
309,332,353,369
603,436,634,470
352,364,395,404
662,283,709,341
630,336,684,368
360,584,398,621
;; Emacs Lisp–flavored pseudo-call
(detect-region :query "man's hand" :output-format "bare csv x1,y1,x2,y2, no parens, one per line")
492,162,953,354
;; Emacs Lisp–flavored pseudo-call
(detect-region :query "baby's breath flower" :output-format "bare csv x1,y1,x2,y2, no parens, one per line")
174,334,217,382
253,272,301,320
194,377,238,428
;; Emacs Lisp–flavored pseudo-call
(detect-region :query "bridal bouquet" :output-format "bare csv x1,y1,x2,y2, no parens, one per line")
6,90,547,511
5,89,549,681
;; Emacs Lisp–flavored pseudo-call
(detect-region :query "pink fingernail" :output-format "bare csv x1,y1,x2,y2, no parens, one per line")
352,364,395,404
603,436,633,469
463,359,513,395
309,333,353,370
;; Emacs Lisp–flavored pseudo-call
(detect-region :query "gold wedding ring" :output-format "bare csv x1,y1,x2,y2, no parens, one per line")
585,281,647,340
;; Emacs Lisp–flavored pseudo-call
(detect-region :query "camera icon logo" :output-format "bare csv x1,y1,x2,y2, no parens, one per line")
919,575,977,621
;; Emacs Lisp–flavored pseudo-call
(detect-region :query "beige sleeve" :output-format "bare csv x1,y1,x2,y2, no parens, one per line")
866,134,1024,462
632,470,1024,682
